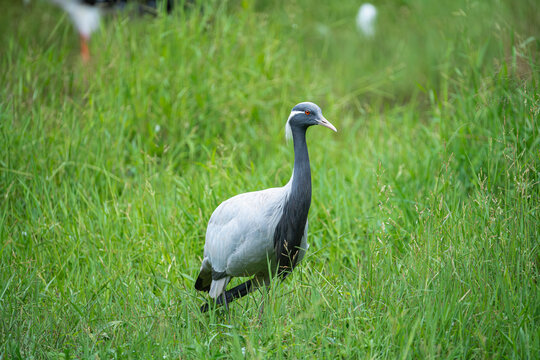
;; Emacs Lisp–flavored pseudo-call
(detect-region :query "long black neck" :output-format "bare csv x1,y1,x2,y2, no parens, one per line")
291,126,312,203
273,125,312,277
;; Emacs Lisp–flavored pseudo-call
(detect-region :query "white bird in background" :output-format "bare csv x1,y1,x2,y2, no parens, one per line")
195,102,337,312
43,1,175,61
356,3,377,37
48,0,102,61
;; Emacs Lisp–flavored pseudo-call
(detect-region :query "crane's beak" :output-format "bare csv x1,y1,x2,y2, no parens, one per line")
318,116,337,132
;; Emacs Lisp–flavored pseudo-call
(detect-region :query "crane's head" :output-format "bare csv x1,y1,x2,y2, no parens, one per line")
285,102,337,141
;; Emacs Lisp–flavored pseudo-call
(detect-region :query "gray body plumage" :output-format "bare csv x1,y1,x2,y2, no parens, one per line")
199,178,308,298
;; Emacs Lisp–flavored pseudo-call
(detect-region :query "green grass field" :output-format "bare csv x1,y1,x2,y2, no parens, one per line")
1,0,538,358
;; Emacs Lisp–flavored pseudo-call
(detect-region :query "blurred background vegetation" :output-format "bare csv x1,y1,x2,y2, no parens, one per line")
1,0,538,358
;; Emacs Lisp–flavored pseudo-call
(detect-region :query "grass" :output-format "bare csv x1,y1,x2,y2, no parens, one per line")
1,0,538,358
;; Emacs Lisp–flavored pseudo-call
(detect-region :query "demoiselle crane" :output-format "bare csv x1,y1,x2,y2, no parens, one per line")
195,102,337,312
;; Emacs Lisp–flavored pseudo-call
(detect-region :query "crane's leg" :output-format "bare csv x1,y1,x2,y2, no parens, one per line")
79,34,90,62
222,292,229,311
220,278,255,305
200,275,273,313
257,276,271,321
200,277,256,312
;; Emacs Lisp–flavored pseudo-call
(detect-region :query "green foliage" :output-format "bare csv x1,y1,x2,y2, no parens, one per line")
1,0,538,358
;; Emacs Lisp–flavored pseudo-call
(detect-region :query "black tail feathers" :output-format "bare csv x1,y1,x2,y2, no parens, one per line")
194,273,211,292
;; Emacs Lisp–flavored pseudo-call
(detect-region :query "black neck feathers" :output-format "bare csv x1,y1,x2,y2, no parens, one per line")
273,125,312,277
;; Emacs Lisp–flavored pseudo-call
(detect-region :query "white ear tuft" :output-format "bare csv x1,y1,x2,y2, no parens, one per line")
285,121,292,142
285,110,302,142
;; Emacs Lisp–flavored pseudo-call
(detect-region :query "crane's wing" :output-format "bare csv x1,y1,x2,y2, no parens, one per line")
204,185,289,277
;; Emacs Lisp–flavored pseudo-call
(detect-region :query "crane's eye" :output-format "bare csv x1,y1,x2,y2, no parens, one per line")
305,110,311,115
